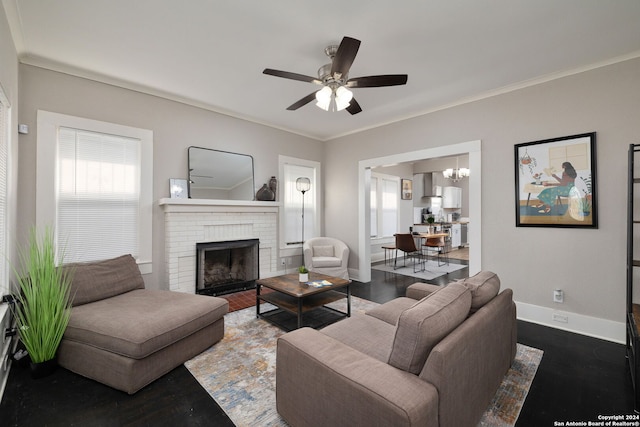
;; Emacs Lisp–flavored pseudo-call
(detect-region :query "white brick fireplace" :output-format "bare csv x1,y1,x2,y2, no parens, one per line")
159,198,280,293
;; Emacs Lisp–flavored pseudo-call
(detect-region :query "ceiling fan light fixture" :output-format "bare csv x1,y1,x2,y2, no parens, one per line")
264,36,407,115
335,86,353,111
315,86,332,111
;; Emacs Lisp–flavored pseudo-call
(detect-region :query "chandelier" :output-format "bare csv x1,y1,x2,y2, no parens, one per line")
443,157,469,182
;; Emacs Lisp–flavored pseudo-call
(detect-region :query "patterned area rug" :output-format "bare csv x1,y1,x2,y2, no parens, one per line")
185,298,543,427
372,258,467,280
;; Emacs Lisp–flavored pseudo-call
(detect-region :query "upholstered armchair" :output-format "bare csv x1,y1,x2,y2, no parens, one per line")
303,237,349,280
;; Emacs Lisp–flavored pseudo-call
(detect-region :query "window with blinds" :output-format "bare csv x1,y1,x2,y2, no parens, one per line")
282,163,317,245
36,111,153,272
57,127,140,263
0,88,8,296
370,173,399,238
278,156,321,250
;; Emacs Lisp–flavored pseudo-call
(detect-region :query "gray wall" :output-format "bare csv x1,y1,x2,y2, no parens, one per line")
7,27,640,340
324,58,640,336
17,64,322,290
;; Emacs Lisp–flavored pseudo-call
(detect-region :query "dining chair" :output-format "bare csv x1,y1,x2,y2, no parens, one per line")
394,233,425,272
423,235,450,267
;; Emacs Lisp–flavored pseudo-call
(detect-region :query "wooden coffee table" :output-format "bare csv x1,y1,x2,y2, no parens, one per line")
256,272,351,331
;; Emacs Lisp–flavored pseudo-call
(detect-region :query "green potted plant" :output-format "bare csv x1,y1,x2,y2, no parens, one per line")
298,265,309,282
426,215,436,234
12,226,74,378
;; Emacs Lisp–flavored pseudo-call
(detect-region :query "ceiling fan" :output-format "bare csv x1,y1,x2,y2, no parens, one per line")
263,36,408,115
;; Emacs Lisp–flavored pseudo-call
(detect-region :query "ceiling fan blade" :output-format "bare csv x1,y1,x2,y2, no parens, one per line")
286,92,318,111
330,37,361,80
263,68,322,85
346,74,408,88
346,97,362,115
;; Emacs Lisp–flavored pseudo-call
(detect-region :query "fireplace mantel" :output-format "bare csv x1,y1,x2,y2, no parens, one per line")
160,198,281,293
159,198,281,212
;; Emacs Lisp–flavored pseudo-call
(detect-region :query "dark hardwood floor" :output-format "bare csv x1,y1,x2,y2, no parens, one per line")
0,260,635,426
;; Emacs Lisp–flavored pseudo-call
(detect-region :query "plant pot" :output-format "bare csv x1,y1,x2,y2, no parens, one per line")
299,273,309,282
29,357,58,379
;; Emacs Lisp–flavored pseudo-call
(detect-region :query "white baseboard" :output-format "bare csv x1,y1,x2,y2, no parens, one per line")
516,301,625,344
348,268,360,282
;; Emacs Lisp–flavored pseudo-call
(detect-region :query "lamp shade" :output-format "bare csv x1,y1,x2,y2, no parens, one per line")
296,177,311,192
335,86,353,111
315,86,332,111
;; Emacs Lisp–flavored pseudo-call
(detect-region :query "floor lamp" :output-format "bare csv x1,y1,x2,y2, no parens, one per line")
296,177,311,259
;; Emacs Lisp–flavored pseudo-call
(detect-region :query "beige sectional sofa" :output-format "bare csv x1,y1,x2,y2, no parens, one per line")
276,271,517,427
57,254,228,394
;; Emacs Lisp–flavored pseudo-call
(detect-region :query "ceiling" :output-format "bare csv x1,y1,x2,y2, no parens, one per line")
4,0,640,141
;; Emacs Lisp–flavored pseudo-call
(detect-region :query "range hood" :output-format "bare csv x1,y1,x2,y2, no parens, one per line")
422,173,442,198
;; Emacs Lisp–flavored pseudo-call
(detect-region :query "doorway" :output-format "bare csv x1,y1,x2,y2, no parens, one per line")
357,140,482,282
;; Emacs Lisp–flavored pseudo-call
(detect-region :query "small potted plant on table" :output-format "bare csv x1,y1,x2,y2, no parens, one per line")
298,265,309,282
426,215,436,234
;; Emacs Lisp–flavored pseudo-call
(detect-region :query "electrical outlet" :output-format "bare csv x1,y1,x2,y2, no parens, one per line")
553,289,564,303
552,313,568,323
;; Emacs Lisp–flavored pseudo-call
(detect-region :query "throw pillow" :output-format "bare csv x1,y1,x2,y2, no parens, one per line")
462,270,501,310
388,282,471,374
63,254,145,306
313,245,335,257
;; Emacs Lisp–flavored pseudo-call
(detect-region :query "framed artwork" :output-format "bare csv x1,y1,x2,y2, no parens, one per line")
401,179,413,200
515,132,597,228
169,178,189,199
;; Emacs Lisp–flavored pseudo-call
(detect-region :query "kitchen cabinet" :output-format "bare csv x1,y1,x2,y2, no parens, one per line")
442,186,462,208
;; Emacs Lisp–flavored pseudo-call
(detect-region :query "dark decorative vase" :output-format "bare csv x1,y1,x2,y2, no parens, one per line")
268,176,278,199
256,184,275,201
30,357,58,379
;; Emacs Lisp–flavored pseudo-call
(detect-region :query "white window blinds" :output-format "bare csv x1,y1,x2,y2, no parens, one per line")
0,91,8,294
370,173,399,238
370,177,378,237
381,178,398,237
57,127,140,263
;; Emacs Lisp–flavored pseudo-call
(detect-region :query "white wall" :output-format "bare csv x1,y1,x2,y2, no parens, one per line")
324,58,640,342
17,64,322,290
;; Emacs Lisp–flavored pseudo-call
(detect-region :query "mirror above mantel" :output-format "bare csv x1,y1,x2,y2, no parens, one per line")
188,146,255,200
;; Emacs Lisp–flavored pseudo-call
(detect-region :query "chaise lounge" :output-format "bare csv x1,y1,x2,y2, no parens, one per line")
57,254,228,394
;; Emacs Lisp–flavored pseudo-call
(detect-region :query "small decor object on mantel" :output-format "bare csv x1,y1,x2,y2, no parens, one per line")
268,176,278,199
169,178,188,199
12,226,74,379
256,184,275,201
298,266,309,282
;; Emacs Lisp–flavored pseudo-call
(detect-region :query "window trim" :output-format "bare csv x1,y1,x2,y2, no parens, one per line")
278,155,322,255
36,110,153,273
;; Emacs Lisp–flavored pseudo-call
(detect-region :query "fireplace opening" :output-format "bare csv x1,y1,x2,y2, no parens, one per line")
196,239,259,296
